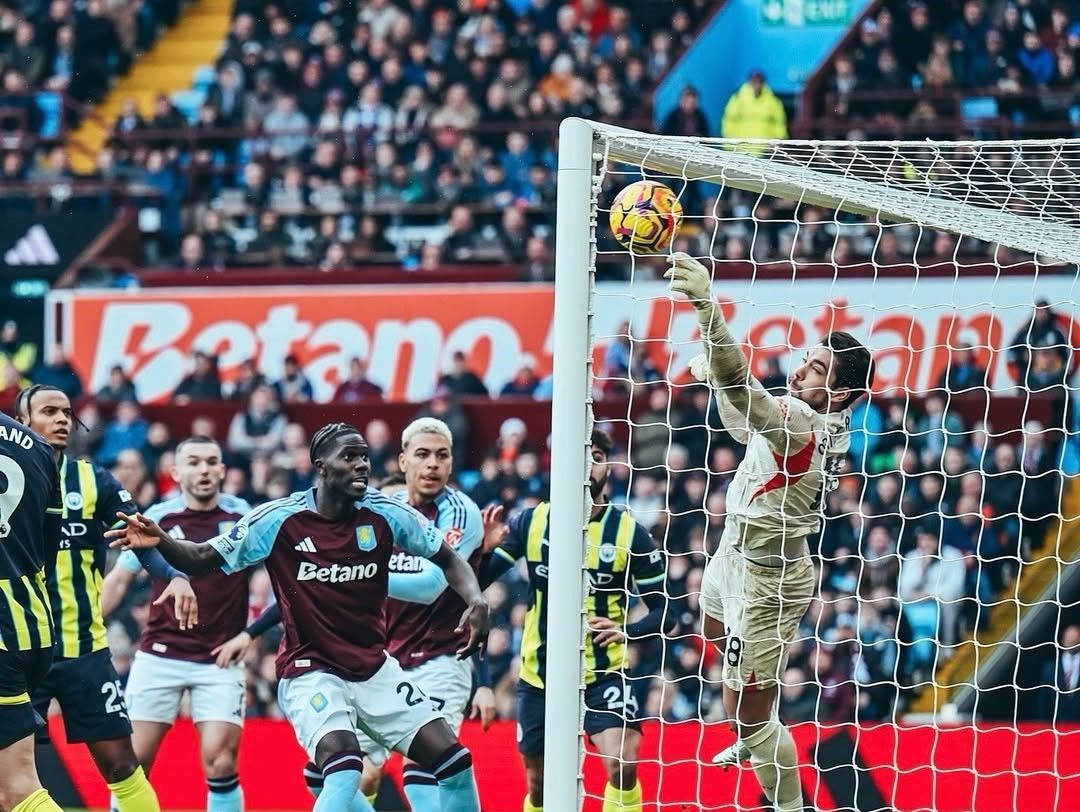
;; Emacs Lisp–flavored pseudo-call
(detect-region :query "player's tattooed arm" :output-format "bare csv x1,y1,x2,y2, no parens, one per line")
431,541,490,659
106,512,226,576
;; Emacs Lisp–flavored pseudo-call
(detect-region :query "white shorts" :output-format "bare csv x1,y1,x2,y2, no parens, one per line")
405,655,473,733
277,655,440,764
701,525,815,691
125,651,245,726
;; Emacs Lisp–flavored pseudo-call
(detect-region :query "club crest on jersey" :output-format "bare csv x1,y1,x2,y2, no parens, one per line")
65,492,83,511
310,693,328,712
599,544,617,563
218,521,236,536
356,525,377,551
445,527,464,548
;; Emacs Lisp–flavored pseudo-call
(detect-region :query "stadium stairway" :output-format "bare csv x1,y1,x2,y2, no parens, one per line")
909,476,1080,715
68,0,231,174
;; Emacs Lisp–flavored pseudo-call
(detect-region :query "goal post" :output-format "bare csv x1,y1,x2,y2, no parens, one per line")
548,117,1079,811
545,116,601,811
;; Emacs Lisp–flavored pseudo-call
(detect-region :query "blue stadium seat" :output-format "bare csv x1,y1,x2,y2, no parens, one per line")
171,89,207,124
34,92,62,138
193,65,216,92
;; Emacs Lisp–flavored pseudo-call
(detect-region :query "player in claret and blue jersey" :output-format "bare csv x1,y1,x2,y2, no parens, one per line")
101,436,252,812
106,423,490,812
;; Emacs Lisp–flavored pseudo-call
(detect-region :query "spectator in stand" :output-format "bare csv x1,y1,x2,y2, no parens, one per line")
1040,624,1080,722
1026,340,1070,391
412,385,471,469
1008,299,1071,383
936,343,990,393
949,0,991,83
227,384,286,462
95,364,138,403
363,418,394,479
273,354,314,403
229,358,267,401
30,346,83,401
720,69,788,146
662,86,711,137
95,398,148,467
500,356,540,397
899,524,967,662
333,357,383,403
1018,29,1055,85
438,350,489,397
7,20,47,86
173,350,222,403
263,93,309,159
489,417,535,476
0,320,36,382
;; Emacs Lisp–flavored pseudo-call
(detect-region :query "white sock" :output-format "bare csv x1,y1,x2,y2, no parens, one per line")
742,719,802,812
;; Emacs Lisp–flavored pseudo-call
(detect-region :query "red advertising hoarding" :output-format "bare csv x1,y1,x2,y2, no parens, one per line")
50,718,1080,811
48,277,1079,403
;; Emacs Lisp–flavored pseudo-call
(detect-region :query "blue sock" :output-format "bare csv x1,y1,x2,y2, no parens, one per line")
315,769,361,812
305,759,376,812
402,764,440,812
207,775,243,811
314,752,364,812
432,744,480,812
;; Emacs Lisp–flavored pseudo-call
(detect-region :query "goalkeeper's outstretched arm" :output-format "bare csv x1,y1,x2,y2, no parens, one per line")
666,253,798,443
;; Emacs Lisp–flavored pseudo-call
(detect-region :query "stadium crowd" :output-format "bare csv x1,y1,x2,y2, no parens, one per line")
822,0,1080,136
4,0,1078,279
2,310,1070,727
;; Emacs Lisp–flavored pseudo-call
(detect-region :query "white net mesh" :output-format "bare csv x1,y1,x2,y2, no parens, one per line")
568,127,1080,812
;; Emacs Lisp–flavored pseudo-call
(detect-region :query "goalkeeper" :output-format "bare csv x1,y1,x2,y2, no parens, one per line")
666,253,873,812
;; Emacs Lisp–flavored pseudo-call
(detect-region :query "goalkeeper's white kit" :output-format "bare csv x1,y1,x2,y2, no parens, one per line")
679,280,852,690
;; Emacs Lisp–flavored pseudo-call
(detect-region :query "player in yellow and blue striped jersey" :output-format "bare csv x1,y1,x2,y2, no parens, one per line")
0,408,64,811
480,429,672,812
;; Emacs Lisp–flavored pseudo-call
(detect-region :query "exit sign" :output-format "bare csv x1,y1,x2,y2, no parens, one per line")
761,0,853,25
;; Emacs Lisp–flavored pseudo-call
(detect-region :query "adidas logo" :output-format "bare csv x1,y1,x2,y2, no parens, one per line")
294,537,317,553
3,225,59,266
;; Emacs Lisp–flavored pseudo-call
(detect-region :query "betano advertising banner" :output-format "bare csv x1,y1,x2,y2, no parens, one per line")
49,277,1078,403
50,718,1079,811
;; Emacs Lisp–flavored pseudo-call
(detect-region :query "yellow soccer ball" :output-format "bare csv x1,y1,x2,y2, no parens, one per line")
608,180,683,254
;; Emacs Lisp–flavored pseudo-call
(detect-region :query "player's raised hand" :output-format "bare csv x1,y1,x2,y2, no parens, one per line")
106,512,166,550
589,615,626,648
212,631,253,669
469,686,497,731
156,576,198,630
664,252,713,303
480,504,508,553
456,598,490,660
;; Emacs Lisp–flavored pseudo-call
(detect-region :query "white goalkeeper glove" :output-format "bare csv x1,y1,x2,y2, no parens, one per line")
664,252,713,304
688,353,711,384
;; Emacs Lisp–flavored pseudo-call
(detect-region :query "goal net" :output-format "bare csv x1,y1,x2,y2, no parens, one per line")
546,119,1080,812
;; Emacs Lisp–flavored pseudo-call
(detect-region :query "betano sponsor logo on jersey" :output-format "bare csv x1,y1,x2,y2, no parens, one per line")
296,561,379,583
389,550,425,572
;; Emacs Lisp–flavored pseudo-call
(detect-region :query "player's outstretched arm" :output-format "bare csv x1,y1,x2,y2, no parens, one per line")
667,252,792,441
106,512,225,577
430,541,490,659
